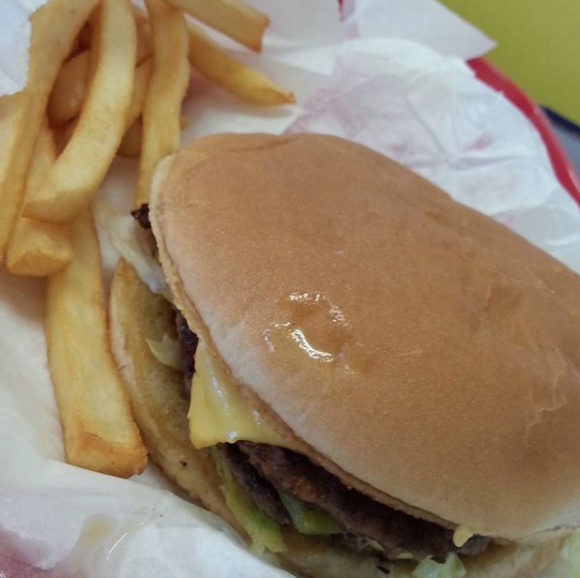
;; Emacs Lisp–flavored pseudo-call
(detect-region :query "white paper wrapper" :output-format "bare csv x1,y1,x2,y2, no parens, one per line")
1,1,580,577
343,0,495,59
0,0,46,95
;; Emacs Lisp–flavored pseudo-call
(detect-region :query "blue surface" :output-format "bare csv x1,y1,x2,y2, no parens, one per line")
544,108,580,174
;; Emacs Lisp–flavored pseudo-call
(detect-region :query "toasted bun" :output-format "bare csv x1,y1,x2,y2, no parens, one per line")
149,133,580,543
109,259,239,531
109,259,566,578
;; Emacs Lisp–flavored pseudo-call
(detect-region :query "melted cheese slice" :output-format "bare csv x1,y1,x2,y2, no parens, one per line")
453,525,474,547
188,343,292,449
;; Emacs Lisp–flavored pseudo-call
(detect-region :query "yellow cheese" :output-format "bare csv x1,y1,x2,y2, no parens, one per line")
188,342,291,449
452,525,474,548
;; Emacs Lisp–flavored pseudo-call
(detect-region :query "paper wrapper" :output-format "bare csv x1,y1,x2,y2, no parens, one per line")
1,1,579,576
0,0,47,96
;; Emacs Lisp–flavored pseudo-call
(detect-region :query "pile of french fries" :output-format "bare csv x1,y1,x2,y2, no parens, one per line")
0,0,293,477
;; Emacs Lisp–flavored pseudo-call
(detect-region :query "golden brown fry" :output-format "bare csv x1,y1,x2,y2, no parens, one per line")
24,0,137,225
113,58,151,159
66,33,83,61
46,210,147,478
164,0,268,52
0,0,99,262
136,16,153,64
6,126,72,276
51,35,147,127
51,56,150,163
128,5,153,65
78,22,93,50
132,4,286,106
126,58,153,129
49,53,151,143
53,118,78,154
47,50,90,127
52,15,151,129
131,3,149,25
118,120,143,159
136,0,189,207
187,22,294,106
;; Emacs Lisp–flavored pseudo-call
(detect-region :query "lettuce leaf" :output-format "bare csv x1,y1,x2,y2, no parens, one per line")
562,532,580,578
146,334,181,370
210,447,286,554
278,491,341,536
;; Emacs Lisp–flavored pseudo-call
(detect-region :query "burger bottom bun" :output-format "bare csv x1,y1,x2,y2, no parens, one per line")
108,260,238,531
108,260,565,578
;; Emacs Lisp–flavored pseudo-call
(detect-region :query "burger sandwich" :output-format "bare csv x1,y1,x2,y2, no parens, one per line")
109,133,580,578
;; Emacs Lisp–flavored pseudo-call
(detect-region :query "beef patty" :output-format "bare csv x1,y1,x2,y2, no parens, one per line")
131,204,151,229
230,442,490,560
221,443,291,525
174,309,198,394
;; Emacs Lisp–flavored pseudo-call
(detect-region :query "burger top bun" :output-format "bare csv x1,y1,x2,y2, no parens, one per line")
150,133,580,544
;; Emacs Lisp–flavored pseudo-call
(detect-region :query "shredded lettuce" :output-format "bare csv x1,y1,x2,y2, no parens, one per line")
562,532,580,578
412,554,466,578
278,491,341,536
93,197,169,298
146,334,182,370
210,447,286,554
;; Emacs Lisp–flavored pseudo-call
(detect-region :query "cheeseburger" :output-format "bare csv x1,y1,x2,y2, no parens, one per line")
109,133,580,578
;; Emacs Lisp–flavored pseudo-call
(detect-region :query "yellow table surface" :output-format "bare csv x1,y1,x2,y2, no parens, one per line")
439,0,580,125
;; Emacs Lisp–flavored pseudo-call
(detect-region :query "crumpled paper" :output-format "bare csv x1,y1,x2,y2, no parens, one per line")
0,0,46,95
1,0,579,576
342,0,495,59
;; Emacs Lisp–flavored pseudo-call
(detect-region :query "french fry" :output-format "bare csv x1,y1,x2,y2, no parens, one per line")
163,0,268,52
136,0,189,207
53,118,78,155
47,50,90,127
66,33,83,61
79,13,151,64
51,57,149,159
118,120,143,159
112,58,152,158
187,22,294,106
6,125,72,276
48,13,151,129
49,54,151,148
0,0,99,262
131,5,289,106
135,14,153,65
24,0,137,225
131,3,149,27
126,58,153,129
78,22,93,51
46,209,147,477
50,30,152,129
